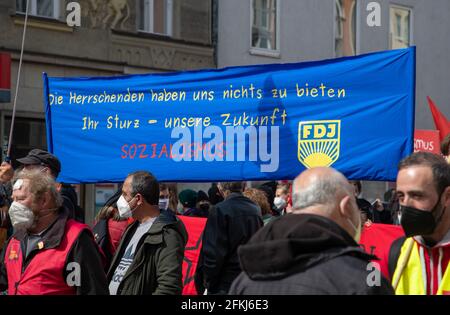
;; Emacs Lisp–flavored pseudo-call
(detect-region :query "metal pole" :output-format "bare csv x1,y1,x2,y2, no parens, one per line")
6,0,30,161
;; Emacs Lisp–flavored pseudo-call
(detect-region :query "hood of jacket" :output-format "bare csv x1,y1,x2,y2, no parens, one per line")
238,213,374,281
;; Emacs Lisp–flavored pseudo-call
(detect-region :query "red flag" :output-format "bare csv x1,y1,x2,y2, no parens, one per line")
0,53,11,103
427,96,450,141
178,215,207,295
359,223,405,280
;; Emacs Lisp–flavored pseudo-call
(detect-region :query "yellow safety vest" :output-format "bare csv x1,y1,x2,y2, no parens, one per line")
393,237,450,295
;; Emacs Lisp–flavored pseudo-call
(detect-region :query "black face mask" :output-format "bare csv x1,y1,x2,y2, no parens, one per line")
400,195,446,238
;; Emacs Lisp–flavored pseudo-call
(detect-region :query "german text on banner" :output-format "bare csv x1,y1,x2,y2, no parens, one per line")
414,130,441,154
43,48,415,183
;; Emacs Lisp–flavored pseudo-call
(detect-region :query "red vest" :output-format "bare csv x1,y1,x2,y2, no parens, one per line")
4,219,87,295
107,219,131,256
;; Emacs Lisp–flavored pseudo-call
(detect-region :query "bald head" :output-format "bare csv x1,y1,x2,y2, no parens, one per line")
292,167,353,211
291,167,361,241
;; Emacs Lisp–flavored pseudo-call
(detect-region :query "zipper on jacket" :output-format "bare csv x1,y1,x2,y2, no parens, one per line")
438,248,443,288
429,248,435,295
15,258,30,295
419,246,427,294
117,236,150,290
14,239,40,295
13,242,27,295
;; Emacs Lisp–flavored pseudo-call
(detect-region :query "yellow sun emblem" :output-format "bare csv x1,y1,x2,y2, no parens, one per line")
298,120,341,168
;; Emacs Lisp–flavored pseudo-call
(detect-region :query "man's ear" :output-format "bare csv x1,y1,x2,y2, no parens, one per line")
55,182,62,192
339,195,352,218
443,186,450,208
136,193,144,206
39,191,52,209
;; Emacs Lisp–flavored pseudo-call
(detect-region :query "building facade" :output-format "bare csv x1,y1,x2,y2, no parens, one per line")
217,0,450,199
1,0,449,218
0,0,214,223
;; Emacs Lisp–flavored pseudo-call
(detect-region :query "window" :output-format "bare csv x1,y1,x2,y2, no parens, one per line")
139,0,173,36
390,6,412,49
251,0,279,52
335,0,357,57
2,117,47,168
16,0,60,19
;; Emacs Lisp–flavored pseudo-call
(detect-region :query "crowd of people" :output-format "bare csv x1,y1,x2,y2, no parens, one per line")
0,132,448,295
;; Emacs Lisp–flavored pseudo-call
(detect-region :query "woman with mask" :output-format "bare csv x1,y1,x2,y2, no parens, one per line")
159,183,178,214
93,186,133,271
158,183,171,211
275,183,290,215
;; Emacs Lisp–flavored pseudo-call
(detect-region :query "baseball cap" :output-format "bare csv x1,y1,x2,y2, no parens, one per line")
17,149,61,177
179,189,198,208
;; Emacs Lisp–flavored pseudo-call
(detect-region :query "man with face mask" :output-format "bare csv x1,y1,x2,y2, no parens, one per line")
107,171,187,295
0,169,107,295
388,152,450,295
0,149,84,225
229,167,394,295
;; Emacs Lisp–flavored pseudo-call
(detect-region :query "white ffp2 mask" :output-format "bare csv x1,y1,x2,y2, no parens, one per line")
117,195,136,219
9,201,35,231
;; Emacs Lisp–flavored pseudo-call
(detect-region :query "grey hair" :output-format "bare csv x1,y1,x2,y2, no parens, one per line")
13,169,63,208
292,171,352,210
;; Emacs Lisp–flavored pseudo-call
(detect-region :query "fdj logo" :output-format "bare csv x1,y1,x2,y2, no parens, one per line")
298,120,341,168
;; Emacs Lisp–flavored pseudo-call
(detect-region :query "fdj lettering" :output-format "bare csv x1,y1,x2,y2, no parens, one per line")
170,125,279,173
301,122,339,140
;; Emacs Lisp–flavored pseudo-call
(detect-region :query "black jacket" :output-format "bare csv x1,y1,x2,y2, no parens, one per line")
199,193,263,294
107,209,188,295
0,208,108,295
183,206,209,218
92,219,113,272
61,184,85,223
229,213,394,295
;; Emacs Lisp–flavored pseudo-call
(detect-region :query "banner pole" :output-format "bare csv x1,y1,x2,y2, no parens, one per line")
6,0,30,162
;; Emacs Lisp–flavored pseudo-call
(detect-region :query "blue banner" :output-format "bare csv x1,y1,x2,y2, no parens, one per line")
43,48,415,183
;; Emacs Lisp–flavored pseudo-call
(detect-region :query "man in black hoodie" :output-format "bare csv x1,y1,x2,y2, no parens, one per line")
229,167,394,295
199,181,263,294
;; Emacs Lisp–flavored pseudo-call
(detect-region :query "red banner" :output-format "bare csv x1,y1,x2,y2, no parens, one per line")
0,53,11,103
359,223,404,279
414,129,441,154
178,215,207,295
